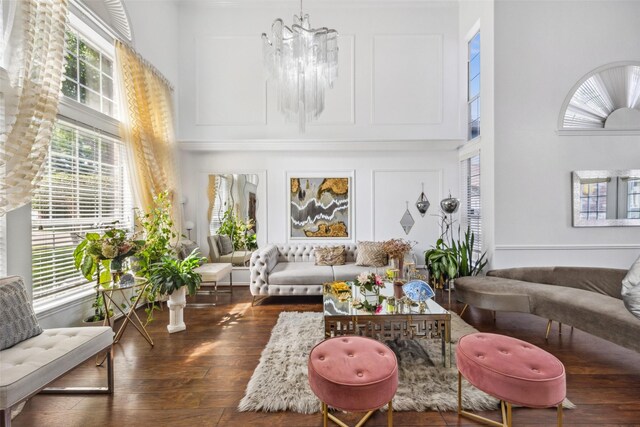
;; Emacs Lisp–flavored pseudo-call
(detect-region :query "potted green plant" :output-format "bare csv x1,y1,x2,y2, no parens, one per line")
148,250,205,333
424,225,488,290
134,191,179,322
73,225,144,322
218,207,258,251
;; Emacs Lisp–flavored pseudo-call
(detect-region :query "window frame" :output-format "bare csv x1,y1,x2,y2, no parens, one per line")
467,31,481,141
31,12,133,313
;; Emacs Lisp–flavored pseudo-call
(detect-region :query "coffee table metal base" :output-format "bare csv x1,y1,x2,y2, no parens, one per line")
324,313,451,367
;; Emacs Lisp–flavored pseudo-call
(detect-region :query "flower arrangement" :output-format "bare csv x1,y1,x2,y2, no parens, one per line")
352,272,385,314
73,225,144,321
382,238,416,259
324,281,352,302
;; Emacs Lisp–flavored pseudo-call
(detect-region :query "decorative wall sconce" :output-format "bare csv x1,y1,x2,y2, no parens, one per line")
415,183,430,217
400,201,415,235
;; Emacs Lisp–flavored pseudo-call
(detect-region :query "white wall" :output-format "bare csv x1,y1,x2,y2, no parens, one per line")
180,148,460,265
177,0,463,142
124,0,179,86
493,0,640,269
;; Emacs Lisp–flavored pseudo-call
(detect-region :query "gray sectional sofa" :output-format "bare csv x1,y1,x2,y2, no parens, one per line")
249,244,388,298
454,267,640,353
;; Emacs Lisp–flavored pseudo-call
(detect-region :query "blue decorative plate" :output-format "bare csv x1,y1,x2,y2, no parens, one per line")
402,280,435,302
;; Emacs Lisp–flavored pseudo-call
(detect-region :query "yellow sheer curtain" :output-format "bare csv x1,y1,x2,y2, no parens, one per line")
114,41,182,229
0,0,68,215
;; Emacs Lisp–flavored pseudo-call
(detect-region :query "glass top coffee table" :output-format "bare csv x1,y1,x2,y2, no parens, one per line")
323,281,451,367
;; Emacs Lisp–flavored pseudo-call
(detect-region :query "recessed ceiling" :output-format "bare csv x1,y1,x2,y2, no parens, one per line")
560,62,640,131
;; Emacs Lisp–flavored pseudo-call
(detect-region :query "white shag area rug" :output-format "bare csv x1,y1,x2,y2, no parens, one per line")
239,311,499,414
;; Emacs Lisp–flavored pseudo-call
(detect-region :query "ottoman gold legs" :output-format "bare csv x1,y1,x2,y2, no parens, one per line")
458,372,563,427
320,401,393,427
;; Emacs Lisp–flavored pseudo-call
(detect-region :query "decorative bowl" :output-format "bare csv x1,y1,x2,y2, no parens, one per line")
402,280,435,302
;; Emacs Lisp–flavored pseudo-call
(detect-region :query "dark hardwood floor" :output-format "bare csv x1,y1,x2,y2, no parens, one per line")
14,287,640,426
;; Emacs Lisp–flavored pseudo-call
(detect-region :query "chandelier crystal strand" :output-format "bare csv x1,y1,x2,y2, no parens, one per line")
262,2,338,132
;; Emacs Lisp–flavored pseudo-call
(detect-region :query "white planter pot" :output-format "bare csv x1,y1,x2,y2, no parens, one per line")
167,286,187,333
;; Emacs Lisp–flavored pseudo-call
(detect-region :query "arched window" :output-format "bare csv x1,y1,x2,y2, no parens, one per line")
559,62,640,133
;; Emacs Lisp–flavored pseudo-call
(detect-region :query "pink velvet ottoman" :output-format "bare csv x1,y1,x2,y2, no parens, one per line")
456,333,566,427
308,336,398,427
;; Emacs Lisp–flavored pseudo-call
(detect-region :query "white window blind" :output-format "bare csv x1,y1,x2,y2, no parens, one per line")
461,154,481,254
31,121,132,301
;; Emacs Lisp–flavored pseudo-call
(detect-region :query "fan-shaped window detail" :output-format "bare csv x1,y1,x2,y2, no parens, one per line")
560,62,640,131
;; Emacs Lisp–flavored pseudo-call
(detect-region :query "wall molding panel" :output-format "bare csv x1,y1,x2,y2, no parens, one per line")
195,35,267,126
371,34,444,125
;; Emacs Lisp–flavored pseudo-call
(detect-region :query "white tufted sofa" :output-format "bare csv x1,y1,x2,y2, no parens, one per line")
249,244,388,298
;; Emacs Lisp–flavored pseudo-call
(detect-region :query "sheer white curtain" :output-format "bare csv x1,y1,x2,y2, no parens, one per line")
0,0,68,216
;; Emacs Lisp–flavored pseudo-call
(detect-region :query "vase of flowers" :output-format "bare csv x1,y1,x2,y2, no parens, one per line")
352,272,385,314
382,239,416,280
73,225,144,322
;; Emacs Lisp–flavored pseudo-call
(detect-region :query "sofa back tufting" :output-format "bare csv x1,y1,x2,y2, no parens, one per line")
275,244,359,263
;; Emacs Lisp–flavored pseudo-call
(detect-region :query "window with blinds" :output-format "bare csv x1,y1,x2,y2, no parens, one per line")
31,122,132,301
461,154,481,254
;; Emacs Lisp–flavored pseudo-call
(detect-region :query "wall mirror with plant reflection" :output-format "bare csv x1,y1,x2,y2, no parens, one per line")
208,174,259,251
572,170,640,227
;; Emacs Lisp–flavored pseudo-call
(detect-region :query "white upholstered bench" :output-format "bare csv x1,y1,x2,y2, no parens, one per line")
0,277,114,427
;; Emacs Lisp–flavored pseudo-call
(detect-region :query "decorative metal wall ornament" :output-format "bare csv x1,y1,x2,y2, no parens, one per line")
261,0,339,132
415,183,430,217
400,201,415,235
440,193,460,214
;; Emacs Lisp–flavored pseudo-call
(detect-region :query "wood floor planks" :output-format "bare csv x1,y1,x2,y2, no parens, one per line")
13,288,640,426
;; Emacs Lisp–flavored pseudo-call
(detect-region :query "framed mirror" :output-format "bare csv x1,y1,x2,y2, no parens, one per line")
208,174,259,249
572,170,640,227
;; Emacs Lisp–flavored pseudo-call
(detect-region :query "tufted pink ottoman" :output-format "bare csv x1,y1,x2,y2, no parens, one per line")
308,336,398,427
456,333,566,427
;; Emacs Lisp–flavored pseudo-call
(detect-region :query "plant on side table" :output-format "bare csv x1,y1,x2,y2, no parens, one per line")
149,250,205,333
73,225,144,322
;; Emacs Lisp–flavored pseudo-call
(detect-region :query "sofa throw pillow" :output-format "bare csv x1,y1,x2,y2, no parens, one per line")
179,239,201,260
219,235,234,255
623,283,640,320
355,241,388,267
0,276,43,350
315,246,346,266
622,254,640,296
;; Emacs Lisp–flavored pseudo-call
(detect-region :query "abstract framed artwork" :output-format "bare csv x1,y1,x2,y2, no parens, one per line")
287,171,354,240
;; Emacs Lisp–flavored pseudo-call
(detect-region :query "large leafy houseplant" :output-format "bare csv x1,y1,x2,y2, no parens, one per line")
134,191,179,322
425,225,487,289
148,250,206,297
73,226,143,321
217,208,258,251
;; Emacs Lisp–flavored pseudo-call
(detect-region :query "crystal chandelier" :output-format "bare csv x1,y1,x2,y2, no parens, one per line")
261,1,338,132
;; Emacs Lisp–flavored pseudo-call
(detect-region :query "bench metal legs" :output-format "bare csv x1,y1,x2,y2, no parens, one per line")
1,409,10,427
2,348,113,427
41,347,114,395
